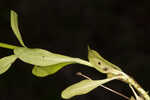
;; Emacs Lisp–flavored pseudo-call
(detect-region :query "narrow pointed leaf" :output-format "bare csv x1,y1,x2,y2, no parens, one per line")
0,55,17,75
10,10,26,47
88,47,122,74
61,77,119,99
32,62,73,77
14,47,90,67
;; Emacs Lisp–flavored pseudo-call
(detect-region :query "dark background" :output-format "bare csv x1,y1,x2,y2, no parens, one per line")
0,0,150,100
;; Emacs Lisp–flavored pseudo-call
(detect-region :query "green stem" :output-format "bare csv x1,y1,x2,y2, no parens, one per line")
75,58,93,67
0,42,19,50
120,72,150,100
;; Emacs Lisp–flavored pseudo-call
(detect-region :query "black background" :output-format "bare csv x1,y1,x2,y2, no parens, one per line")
0,0,150,100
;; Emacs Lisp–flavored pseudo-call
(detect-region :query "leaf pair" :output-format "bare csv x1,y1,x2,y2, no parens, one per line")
13,47,90,77
0,10,25,75
0,45,89,76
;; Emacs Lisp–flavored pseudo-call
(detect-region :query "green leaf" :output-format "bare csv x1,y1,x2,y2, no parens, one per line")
10,10,26,47
0,55,17,75
88,47,122,74
32,62,73,77
14,47,90,67
14,47,92,77
61,77,119,99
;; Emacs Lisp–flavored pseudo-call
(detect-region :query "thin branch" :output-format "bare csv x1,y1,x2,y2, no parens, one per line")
129,84,144,100
100,84,130,100
0,42,19,50
76,72,92,80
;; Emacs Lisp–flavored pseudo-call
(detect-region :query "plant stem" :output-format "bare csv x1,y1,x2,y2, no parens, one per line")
74,58,93,67
0,42,19,50
121,72,150,100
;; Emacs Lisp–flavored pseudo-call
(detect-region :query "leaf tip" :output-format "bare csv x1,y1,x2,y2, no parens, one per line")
61,90,69,99
32,66,48,77
87,45,91,51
